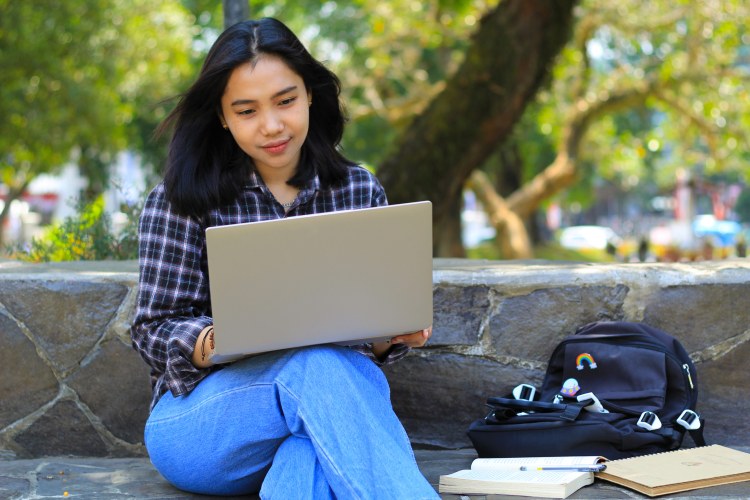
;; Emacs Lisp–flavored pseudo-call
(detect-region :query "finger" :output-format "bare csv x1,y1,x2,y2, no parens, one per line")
392,331,419,344
391,334,414,345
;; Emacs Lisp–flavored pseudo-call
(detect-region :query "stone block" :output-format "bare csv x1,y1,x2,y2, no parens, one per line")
384,352,544,449
0,312,58,429
67,339,151,445
695,340,750,447
488,285,628,361
432,285,489,345
0,476,31,498
13,400,108,457
0,280,128,375
644,284,750,352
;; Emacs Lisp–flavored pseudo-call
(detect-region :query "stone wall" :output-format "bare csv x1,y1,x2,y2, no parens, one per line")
1,259,748,458
0,261,145,459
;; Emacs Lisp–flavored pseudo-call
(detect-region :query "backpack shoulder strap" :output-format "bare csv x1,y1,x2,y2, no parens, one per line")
687,418,707,447
486,397,587,422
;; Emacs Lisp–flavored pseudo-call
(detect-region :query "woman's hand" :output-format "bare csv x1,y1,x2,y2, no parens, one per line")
370,326,433,360
390,325,432,348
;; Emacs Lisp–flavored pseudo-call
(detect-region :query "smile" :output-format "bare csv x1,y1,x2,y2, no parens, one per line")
262,139,290,155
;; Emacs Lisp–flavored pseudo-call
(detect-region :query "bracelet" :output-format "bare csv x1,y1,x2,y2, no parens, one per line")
200,327,215,362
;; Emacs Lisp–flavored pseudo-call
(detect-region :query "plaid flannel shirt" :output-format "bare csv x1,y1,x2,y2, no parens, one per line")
131,166,410,411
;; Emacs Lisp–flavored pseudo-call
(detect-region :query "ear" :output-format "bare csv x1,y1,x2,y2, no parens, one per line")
216,106,228,129
307,89,312,107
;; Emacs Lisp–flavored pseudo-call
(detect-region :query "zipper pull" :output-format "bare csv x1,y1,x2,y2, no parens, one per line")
683,363,694,389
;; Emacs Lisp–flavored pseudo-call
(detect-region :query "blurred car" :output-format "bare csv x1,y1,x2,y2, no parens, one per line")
559,225,621,251
692,214,742,248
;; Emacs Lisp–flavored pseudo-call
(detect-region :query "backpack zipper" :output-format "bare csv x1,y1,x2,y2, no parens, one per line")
683,363,694,389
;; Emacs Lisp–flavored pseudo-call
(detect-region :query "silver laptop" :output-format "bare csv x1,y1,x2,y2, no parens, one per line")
205,201,433,363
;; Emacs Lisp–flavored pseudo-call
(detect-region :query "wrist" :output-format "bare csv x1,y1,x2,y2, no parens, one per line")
370,340,393,360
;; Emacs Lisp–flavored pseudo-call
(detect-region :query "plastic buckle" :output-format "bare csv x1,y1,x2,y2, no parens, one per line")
676,409,701,430
576,392,609,413
512,383,536,401
511,384,536,416
637,411,662,431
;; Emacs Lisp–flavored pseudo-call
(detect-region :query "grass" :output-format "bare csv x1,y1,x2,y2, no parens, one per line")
466,240,618,262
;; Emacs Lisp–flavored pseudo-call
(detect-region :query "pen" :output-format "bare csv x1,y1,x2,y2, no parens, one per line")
519,464,606,472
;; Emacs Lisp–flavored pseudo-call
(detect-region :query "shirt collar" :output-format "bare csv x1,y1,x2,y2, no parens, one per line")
245,169,265,189
245,169,321,201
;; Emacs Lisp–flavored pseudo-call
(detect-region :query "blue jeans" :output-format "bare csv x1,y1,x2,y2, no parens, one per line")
145,345,439,499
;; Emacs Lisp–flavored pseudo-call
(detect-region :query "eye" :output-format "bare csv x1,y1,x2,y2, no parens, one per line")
279,96,297,106
237,108,256,116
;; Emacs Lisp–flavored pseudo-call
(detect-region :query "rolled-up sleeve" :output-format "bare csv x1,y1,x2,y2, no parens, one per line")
351,343,411,366
130,184,213,406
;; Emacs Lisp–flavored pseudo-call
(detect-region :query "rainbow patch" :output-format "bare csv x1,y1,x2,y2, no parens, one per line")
575,353,597,370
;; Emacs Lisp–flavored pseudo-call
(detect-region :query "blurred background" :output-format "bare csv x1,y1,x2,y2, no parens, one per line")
2,0,749,263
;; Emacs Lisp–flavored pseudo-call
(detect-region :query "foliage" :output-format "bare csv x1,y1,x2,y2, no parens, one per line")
3,0,498,257
524,0,750,211
8,197,140,262
463,0,750,260
6,1,750,261
0,0,197,242
219,0,500,166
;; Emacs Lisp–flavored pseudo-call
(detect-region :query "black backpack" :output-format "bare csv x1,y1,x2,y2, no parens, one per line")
468,321,706,459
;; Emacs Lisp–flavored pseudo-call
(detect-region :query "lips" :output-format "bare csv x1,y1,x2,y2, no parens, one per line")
262,139,290,155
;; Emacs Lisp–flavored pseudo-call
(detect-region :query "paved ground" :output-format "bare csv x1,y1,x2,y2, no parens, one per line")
2,448,750,499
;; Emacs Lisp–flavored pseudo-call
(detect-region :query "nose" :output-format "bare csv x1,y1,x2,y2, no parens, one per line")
260,109,284,136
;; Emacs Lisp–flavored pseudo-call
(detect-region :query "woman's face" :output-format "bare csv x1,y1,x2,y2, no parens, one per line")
220,55,311,179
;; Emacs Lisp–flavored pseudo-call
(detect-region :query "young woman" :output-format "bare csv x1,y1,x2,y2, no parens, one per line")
130,17,438,499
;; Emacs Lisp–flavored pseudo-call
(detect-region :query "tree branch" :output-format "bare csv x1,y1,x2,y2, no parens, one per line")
503,79,657,218
651,89,718,153
466,170,533,259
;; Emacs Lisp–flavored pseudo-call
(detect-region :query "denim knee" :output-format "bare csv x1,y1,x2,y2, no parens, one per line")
286,345,391,399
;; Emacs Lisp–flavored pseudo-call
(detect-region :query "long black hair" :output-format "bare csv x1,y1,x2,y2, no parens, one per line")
159,18,352,217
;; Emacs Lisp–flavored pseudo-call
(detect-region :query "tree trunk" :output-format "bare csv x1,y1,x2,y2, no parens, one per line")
506,151,577,219
495,142,524,198
0,202,10,248
467,170,532,259
434,194,465,258
223,0,250,28
377,0,577,257
0,180,30,248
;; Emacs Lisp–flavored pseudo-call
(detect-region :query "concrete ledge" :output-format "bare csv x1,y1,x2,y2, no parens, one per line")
1,258,749,458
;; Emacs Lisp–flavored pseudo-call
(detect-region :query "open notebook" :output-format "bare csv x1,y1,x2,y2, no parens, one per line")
439,456,603,498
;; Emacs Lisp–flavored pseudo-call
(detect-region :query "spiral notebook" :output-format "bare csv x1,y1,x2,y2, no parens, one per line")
595,445,750,497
